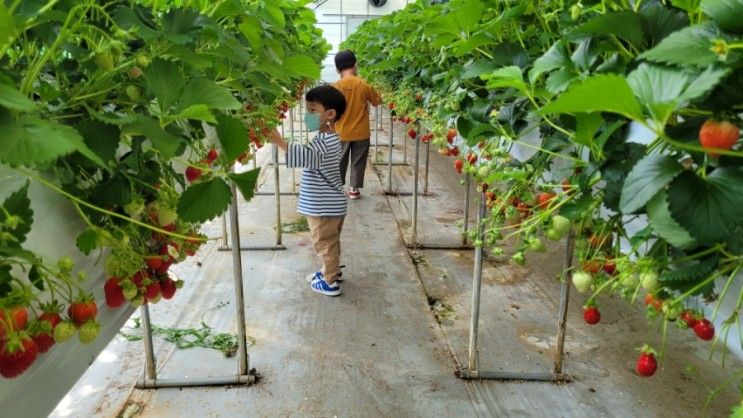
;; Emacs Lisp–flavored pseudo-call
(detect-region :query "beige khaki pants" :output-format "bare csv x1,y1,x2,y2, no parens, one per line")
306,216,345,284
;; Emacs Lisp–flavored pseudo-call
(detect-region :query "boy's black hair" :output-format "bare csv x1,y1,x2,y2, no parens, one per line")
305,85,347,120
335,50,357,71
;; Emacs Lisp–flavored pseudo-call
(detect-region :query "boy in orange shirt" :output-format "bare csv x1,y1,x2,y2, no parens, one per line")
333,50,382,200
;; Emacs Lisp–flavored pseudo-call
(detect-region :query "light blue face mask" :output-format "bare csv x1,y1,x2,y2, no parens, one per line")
304,111,322,132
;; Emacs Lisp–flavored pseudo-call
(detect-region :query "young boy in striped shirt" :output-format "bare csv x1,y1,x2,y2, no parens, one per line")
268,85,348,296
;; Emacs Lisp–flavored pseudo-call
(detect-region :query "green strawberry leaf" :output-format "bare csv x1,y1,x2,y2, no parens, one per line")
620,154,683,214
668,168,743,245
1,182,32,247
228,169,260,202
76,230,101,256
646,190,696,249
640,23,721,67
214,113,248,163
701,0,743,33
123,116,182,160
177,177,232,223
0,79,35,112
143,58,187,111
659,255,719,293
540,74,644,121
568,11,644,48
28,265,43,291
176,78,241,111
75,120,120,163
0,116,105,168
283,55,321,79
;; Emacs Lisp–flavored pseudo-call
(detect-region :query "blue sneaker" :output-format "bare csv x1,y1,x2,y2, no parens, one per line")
310,276,342,296
306,270,343,283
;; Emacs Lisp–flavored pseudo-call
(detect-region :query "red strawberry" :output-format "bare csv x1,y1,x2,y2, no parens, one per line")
68,296,97,326
185,166,202,183
581,260,602,275
466,153,477,165
454,159,464,174
32,332,55,354
446,128,457,144
438,148,451,157
588,233,612,249
450,146,460,157
602,258,616,275
132,270,148,288
562,179,572,192
407,128,417,139
537,192,556,210
156,261,172,275
388,102,395,110
0,333,39,378
583,306,601,325
206,148,218,163
161,278,177,300
699,119,739,157
680,310,697,328
693,318,715,341
38,312,61,329
161,243,180,263
644,293,663,313
145,256,163,270
0,307,28,338
104,277,126,308
145,281,161,301
636,349,657,377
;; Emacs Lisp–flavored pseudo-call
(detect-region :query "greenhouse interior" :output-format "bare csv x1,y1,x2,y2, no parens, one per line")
1,0,742,417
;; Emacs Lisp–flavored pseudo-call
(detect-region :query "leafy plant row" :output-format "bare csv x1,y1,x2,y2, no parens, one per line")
0,0,327,379
343,0,743,409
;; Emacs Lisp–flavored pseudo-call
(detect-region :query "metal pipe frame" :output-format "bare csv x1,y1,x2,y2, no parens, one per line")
410,123,421,249
219,158,287,252
462,175,471,246
374,106,379,163
423,140,430,195
403,126,472,251
459,194,573,383
136,196,256,390
290,109,297,193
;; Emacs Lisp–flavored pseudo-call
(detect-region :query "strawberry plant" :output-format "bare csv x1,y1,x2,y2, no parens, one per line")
344,0,743,409
0,0,328,379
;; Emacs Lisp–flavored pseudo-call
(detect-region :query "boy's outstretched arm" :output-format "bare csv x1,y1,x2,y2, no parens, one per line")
267,129,288,152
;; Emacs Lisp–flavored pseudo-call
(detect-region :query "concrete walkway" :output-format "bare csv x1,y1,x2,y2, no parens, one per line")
50,116,739,418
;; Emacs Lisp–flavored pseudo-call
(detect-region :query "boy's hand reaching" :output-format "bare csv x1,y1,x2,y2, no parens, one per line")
267,129,288,151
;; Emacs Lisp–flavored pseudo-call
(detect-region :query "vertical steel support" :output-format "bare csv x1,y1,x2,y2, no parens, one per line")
140,304,157,381
374,106,380,163
411,124,421,248
229,185,250,375
462,175,471,245
289,108,297,192
553,233,575,374
387,112,394,192
273,143,282,246
221,215,228,248
466,192,486,373
423,140,431,195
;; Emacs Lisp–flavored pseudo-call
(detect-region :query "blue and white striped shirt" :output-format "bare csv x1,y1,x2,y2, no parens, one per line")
286,132,347,217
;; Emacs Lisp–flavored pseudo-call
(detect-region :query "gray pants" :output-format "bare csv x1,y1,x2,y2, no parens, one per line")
340,139,370,189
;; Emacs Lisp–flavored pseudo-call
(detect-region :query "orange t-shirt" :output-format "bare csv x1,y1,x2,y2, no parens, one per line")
333,76,382,142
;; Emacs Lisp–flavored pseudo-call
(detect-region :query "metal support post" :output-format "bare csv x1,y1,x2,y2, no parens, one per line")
387,113,393,192
374,106,380,163
229,185,250,376
289,108,297,193
136,198,256,389
553,233,575,375
410,125,421,248
423,140,430,195
462,175,471,246
466,192,486,373
457,198,571,382
273,143,282,246
218,164,286,252
140,303,157,382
